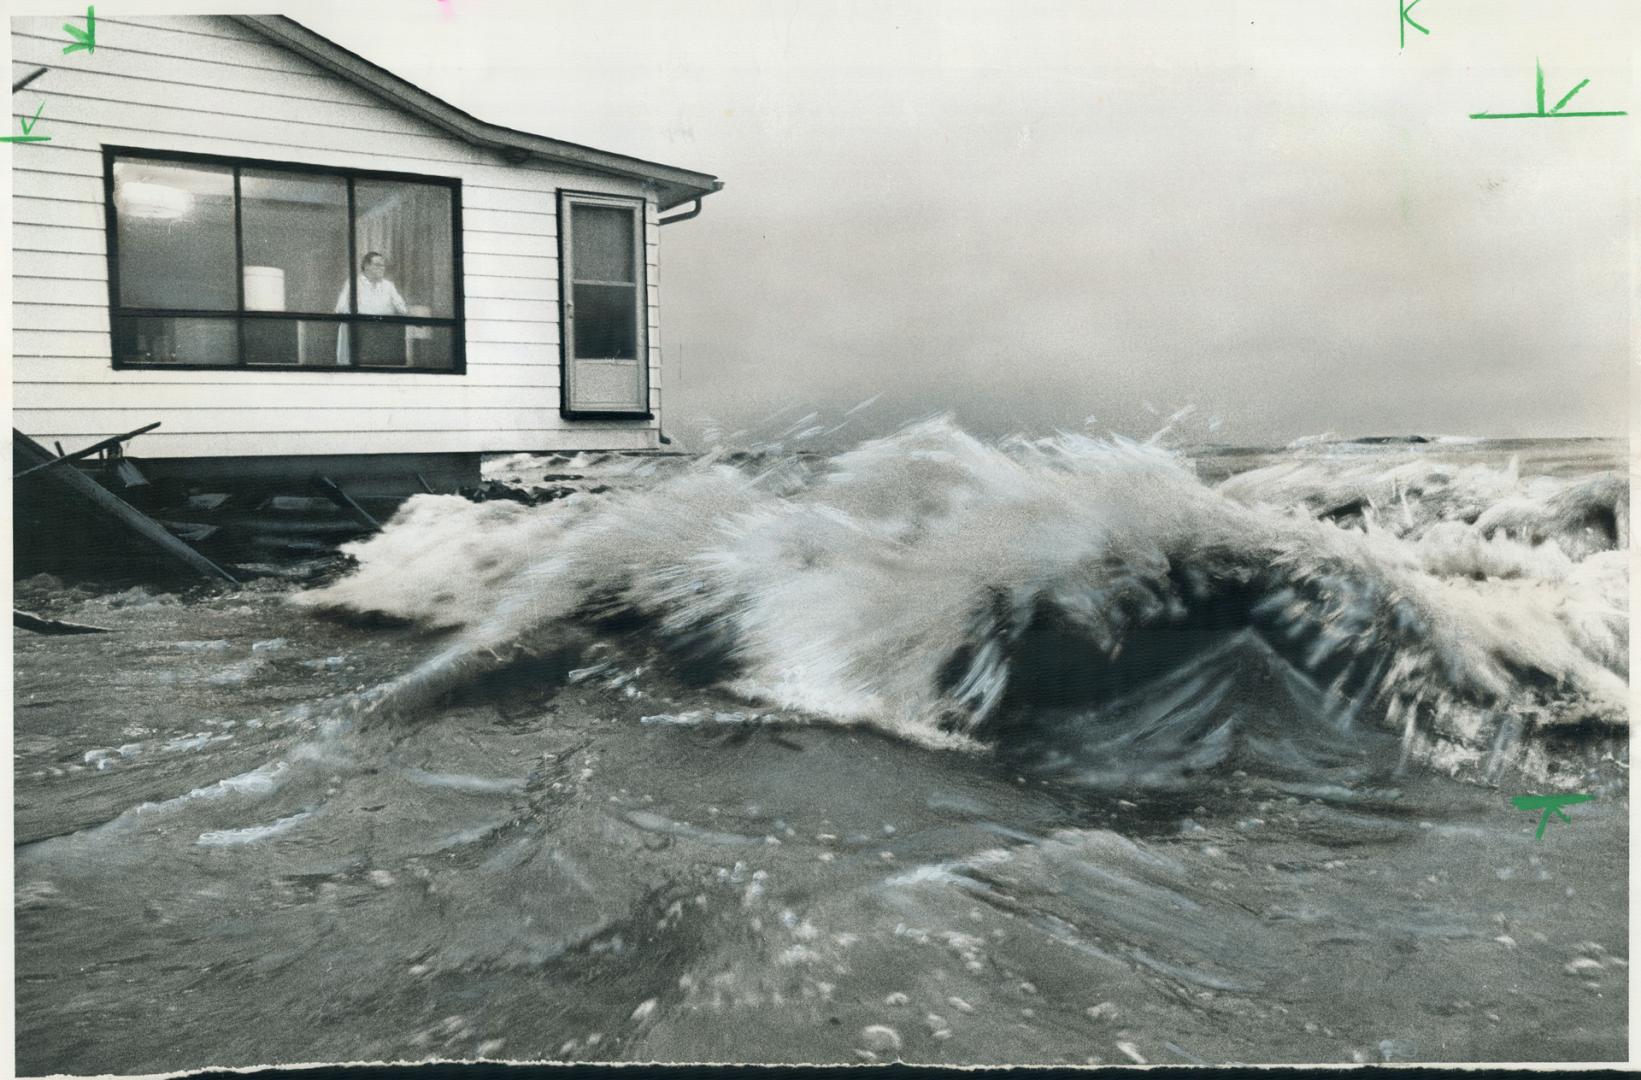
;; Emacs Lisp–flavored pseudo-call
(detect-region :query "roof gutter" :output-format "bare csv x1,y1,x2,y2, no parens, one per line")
658,195,709,226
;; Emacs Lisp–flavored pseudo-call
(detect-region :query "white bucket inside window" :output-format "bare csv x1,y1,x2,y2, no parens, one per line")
243,266,286,312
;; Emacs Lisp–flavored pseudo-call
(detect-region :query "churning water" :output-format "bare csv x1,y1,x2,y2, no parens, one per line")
14,421,1629,1071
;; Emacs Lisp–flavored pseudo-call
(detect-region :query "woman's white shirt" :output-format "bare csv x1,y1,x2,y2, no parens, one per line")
337,275,409,316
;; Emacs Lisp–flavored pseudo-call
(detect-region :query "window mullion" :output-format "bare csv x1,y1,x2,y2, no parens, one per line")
345,176,358,367
346,177,358,317
232,165,246,367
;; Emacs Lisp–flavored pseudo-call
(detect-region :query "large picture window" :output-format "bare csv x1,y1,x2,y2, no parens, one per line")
559,191,649,416
104,148,463,372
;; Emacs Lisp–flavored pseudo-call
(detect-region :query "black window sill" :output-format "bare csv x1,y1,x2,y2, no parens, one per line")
561,410,655,421
110,361,466,375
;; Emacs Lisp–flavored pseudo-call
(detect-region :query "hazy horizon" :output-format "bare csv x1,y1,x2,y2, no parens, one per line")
294,0,1634,450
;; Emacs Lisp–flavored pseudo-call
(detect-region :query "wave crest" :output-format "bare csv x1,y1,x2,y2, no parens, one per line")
295,418,1627,786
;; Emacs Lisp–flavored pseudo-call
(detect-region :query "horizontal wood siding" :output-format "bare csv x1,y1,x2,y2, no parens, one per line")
52,427,665,458
13,355,560,387
12,13,667,456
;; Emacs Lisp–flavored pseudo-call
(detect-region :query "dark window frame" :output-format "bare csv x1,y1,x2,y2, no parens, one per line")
557,189,652,420
102,145,466,375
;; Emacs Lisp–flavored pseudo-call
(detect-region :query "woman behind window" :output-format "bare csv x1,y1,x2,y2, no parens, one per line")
336,251,409,365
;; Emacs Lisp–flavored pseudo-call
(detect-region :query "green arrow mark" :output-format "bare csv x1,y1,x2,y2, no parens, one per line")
63,5,95,55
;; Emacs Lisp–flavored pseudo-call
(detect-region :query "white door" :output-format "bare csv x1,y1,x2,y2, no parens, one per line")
560,192,648,416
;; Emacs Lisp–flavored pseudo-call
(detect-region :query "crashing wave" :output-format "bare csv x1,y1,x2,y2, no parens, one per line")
294,417,1627,787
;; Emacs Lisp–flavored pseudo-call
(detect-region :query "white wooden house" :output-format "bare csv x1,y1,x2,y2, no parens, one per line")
10,13,720,492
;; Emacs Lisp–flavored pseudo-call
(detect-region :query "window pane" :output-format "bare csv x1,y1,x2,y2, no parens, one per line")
353,181,454,318
405,324,454,370
571,204,635,283
337,321,454,369
113,159,236,310
244,319,344,366
573,283,638,359
350,321,408,366
113,316,237,366
240,171,349,315
571,359,643,408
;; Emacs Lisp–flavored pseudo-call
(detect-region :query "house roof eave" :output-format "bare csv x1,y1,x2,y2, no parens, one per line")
232,15,722,211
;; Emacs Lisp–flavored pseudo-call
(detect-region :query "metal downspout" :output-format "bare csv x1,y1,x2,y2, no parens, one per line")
657,198,704,226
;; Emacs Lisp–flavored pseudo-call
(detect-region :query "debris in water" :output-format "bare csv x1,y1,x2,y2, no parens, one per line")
14,609,110,635
174,640,232,653
858,1025,901,1055
207,659,265,686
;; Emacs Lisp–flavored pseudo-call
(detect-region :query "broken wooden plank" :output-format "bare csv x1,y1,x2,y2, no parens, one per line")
13,429,239,585
14,609,111,635
259,496,330,513
13,422,163,482
114,458,149,488
310,475,383,532
221,517,371,537
156,521,221,543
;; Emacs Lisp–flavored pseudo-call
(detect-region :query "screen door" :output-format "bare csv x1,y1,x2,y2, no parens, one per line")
560,193,648,414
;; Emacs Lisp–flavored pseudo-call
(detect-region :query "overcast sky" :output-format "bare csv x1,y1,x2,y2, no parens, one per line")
293,0,1633,448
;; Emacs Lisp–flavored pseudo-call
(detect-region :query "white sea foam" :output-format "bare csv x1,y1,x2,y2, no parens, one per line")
402,768,526,795
196,809,315,848
294,418,1627,781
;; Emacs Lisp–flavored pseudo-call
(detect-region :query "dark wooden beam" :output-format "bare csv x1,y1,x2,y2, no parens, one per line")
13,429,239,585
14,422,163,482
310,475,383,532
14,609,110,635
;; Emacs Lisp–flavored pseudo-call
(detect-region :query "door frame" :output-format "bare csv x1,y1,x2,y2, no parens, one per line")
557,189,652,419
